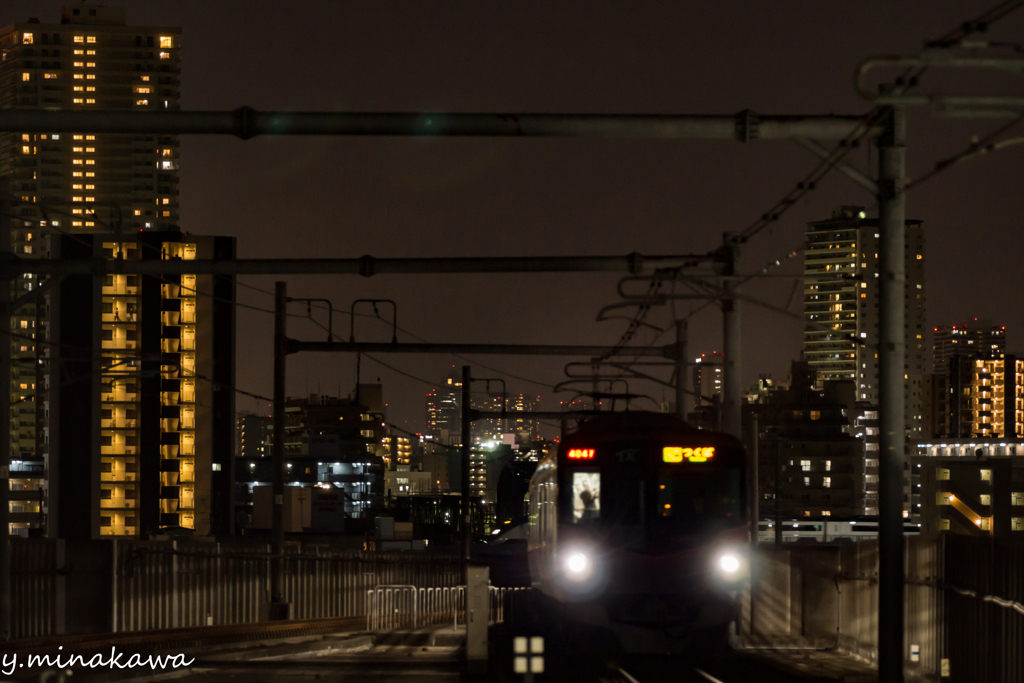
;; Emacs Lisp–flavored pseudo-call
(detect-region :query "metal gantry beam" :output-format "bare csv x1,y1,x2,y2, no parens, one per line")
0,109,878,140
288,340,673,358
1,253,714,278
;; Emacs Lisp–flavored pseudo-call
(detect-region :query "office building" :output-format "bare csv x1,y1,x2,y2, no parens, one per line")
933,319,1005,372
803,206,926,437
692,351,723,405
52,231,235,539
425,368,462,445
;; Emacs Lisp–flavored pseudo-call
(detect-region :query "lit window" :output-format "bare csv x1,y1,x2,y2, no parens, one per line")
73,184,83,190
21,146,30,155
162,210,171,217
73,74,84,79
86,159,95,165
72,196,83,202
22,32,33,44
134,210,142,216
74,62,84,68
21,73,30,81
73,171,83,177
75,49,84,55
159,52,170,60
72,209,83,215
135,99,148,106
74,36,84,43
85,147,95,153
73,98,84,104
87,36,96,43
823,477,831,488
85,184,94,190
160,36,174,48
85,197,95,202
87,86,95,92
87,74,95,80
136,87,151,94
87,50,95,55
86,135,95,140
800,460,811,472
73,147,83,153
72,221,83,227
74,86,84,92
86,62,96,68
44,73,57,79
86,99,95,104
141,75,150,82
162,198,169,204
86,171,94,177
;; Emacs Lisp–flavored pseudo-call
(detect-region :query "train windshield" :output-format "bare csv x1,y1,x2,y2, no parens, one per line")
570,471,602,522
654,468,742,532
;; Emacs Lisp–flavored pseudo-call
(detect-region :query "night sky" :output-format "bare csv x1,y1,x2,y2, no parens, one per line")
5,1,1023,436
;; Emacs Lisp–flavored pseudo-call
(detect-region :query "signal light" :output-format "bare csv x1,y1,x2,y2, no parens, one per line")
567,448,595,460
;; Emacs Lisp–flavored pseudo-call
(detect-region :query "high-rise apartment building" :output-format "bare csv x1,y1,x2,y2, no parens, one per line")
52,232,235,539
1,4,181,231
933,319,1005,372
2,5,186,537
803,206,926,437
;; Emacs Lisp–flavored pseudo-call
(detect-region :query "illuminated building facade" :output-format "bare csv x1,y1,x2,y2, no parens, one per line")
692,351,723,405
803,206,926,437
933,319,1005,372
425,368,462,445
0,4,182,536
236,413,271,459
932,356,1024,439
52,232,235,539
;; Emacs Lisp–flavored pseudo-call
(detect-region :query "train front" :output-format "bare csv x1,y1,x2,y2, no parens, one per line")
542,416,748,655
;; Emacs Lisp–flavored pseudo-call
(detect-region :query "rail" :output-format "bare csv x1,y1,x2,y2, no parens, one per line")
365,585,527,632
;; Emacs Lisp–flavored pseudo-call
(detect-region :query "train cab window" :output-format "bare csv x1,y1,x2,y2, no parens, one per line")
656,469,741,529
571,471,601,523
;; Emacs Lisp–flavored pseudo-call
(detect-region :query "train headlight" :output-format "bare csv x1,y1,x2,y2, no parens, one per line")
717,552,741,575
563,551,591,581
712,548,747,583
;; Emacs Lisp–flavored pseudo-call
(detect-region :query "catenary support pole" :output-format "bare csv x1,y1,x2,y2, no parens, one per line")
721,234,742,439
269,282,289,620
460,366,472,584
748,414,759,636
877,105,907,683
674,319,688,418
0,179,12,642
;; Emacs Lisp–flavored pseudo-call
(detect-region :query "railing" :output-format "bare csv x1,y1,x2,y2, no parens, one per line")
365,584,527,632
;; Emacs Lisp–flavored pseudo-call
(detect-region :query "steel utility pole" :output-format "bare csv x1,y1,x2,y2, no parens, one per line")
877,106,906,683
721,234,742,439
674,319,688,418
269,282,289,620
0,178,12,642
460,366,472,583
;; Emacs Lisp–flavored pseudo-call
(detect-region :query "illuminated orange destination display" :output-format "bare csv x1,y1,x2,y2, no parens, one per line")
567,448,595,460
663,446,715,463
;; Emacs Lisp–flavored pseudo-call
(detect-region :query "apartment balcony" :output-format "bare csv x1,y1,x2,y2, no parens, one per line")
100,498,137,509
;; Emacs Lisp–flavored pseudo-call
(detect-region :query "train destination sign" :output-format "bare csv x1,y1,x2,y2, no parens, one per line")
663,446,715,463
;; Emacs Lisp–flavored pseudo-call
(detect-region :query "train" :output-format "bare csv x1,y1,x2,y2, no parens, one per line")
517,411,748,659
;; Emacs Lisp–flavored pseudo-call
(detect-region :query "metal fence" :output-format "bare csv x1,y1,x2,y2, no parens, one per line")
944,536,1024,683
364,584,526,632
7,538,461,639
9,538,60,639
